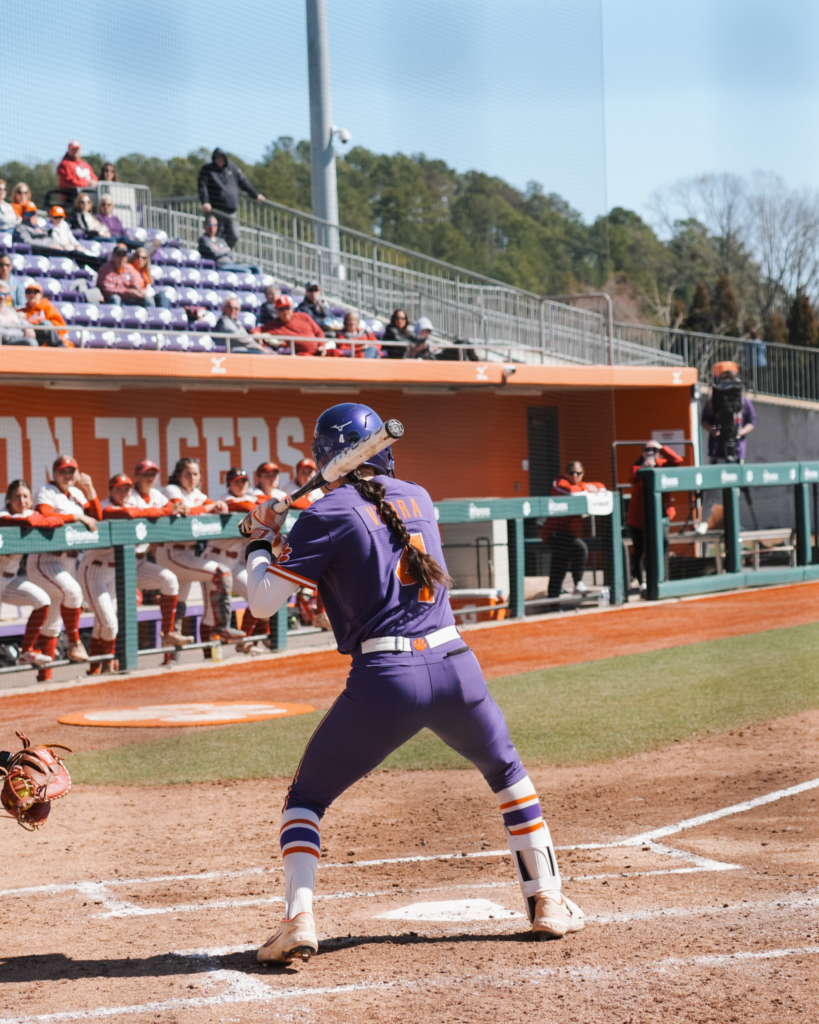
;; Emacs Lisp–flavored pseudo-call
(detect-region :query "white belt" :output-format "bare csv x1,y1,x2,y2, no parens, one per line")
360,624,461,655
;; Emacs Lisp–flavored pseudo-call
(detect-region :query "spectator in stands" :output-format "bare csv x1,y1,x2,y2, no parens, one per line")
18,281,68,347
128,248,171,309
0,254,26,308
253,461,286,500
627,440,684,595
404,316,438,359
46,206,95,259
197,214,259,272
258,284,282,327
96,195,125,238
0,181,19,231
334,311,381,358
261,294,326,356
12,203,50,247
701,363,756,463
57,141,98,200
296,282,327,325
72,193,111,239
9,183,32,217
214,296,268,353
541,462,606,600
97,243,149,306
100,162,118,182
0,283,36,345
383,309,414,359
198,148,265,248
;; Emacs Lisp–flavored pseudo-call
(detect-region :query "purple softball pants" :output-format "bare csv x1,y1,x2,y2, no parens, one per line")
285,638,528,818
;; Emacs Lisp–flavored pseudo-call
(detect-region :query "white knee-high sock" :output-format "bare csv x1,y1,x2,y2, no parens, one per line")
280,806,320,919
495,775,561,921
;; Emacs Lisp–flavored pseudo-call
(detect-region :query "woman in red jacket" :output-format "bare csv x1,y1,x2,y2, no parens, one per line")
627,441,684,595
541,462,607,600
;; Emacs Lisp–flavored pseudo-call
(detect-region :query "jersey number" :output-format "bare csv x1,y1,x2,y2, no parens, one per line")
396,533,434,603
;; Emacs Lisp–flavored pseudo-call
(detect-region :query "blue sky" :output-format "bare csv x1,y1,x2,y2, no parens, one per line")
5,0,818,225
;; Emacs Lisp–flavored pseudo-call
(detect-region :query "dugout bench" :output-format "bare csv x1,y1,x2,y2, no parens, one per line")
638,460,819,600
0,492,624,675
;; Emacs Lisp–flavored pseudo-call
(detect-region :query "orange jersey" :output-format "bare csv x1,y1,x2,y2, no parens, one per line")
541,478,606,539
626,447,684,529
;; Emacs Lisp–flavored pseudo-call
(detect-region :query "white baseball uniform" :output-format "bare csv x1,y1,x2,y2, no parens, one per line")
78,500,118,642
0,507,53,613
30,482,95,637
121,487,180,597
155,484,233,630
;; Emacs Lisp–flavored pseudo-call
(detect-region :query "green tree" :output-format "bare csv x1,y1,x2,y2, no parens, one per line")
763,311,789,345
683,281,713,334
712,273,740,336
786,289,819,347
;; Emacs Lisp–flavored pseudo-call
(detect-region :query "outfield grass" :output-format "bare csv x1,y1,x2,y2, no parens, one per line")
71,622,819,786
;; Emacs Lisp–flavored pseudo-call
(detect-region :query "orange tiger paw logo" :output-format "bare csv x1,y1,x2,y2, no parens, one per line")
412,637,428,651
277,543,293,564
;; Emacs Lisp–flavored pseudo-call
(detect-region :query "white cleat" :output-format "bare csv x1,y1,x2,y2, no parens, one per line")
18,649,53,667
257,912,319,964
574,581,589,595
532,893,585,939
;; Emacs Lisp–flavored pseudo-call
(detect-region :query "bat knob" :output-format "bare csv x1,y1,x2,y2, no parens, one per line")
385,419,404,439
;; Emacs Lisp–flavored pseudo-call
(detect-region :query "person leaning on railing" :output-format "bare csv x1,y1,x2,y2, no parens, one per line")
31,455,102,677
197,147,265,249
541,461,607,600
626,440,684,596
260,294,326,355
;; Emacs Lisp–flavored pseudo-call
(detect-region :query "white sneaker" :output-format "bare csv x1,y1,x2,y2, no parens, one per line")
574,581,589,595
18,649,52,667
257,912,318,964
532,893,585,939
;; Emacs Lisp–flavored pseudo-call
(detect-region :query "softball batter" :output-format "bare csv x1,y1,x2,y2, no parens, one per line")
245,403,584,964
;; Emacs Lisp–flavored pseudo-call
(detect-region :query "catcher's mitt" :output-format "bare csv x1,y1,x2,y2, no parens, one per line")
0,732,72,831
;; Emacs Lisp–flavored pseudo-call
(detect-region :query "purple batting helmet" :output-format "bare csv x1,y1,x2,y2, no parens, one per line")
312,403,394,477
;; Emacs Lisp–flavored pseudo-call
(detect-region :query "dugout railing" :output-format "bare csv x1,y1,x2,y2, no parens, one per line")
638,460,819,600
0,491,622,676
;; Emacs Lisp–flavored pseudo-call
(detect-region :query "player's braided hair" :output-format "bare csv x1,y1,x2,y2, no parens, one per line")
349,470,452,593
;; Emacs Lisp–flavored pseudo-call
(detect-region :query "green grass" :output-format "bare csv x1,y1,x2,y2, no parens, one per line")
71,622,819,786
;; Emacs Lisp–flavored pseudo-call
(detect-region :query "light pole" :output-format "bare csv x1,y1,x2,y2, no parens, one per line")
306,0,348,266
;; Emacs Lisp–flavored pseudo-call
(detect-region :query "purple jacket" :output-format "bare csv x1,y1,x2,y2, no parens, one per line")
702,394,756,460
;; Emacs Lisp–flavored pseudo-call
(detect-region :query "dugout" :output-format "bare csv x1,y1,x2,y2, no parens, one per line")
0,349,697,606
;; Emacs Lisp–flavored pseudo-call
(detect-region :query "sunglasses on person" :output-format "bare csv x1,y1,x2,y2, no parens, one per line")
567,469,583,476
16,188,30,194
0,186,6,192
306,286,319,292
395,315,407,322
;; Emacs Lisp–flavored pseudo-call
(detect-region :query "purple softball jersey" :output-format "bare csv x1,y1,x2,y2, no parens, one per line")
268,475,456,654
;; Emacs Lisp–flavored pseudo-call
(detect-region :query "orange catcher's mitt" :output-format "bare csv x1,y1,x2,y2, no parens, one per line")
0,732,72,831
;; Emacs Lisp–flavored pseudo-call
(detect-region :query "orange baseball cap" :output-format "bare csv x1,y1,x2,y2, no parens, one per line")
134,459,160,475
49,205,66,218
53,455,79,472
296,458,317,472
275,295,294,309
257,461,280,474
21,201,37,215
109,474,133,489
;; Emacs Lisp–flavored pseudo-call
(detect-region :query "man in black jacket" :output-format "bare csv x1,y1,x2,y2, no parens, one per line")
295,282,327,326
197,148,265,249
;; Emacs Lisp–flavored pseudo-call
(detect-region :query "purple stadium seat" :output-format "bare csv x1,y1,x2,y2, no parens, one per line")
193,313,217,331
59,289,83,303
88,329,121,349
199,289,221,311
70,303,102,325
164,248,185,266
22,254,52,277
167,309,189,330
237,311,257,330
161,266,183,287
66,328,95,347
181,267,202,287
200,269,221,289
367,320,386,340
48,257,79,279
235,272,257,291
239,292,261,313
149,308,173,329
177,287,203,307
151,248,167,265
257,274,276,289
11,243,32,255
218,271,240,289
0,232,12,249
165,333,195,352
182,249,202,268
123,227,150,246
71,264,95,282
41,278,62,299
98,304,124,327
330,305,346,317
122,305,150,329
200,258,216,270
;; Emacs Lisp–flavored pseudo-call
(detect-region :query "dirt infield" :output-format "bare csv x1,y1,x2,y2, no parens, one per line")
0,707,817,1022
1,579,818,754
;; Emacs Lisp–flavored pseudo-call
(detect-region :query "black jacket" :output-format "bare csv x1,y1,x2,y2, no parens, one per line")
258,301,278,326
198,232,233,266
295,297,327,324
197,148,259,213
383,323,413,359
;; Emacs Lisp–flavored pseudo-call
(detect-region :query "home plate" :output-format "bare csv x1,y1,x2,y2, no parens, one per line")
58,702,315,727
379,899,524,922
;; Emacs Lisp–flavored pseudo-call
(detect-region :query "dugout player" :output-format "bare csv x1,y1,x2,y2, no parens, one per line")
156,457,244,645
0,480,70,668
31,455,102,674
627,441,684,594
541,461,606,599
252,461,287,501
244,403,585,963
284,458,324,507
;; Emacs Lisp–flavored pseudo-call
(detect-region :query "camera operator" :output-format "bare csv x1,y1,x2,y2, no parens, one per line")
701,362,756,463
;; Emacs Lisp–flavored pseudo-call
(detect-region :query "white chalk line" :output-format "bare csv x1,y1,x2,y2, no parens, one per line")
3,944,819,1024
1,772,810,917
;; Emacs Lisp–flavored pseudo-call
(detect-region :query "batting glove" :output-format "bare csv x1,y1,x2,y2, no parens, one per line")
240,497,291,546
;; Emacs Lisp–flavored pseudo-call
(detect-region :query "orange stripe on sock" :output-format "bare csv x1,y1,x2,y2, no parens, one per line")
498,794,538,811
279,818,320,833
281,846,320,858
509,822,545,836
